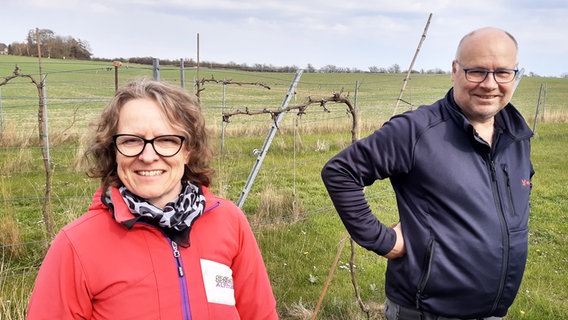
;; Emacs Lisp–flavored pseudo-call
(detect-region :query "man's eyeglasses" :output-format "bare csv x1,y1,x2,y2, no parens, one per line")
113,134,185,157
456,62,518,84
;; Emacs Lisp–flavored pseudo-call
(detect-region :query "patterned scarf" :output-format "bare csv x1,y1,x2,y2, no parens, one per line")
104,181,206,247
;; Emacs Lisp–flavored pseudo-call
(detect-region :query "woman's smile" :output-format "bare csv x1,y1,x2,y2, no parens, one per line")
136,170,165,177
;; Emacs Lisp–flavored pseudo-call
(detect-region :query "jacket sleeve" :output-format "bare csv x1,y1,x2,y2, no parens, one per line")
27,231,93,319
321,114,416,255
231,210,278,320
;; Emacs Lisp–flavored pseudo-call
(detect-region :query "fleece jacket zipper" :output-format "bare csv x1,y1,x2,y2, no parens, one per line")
168,201,221,320
486,154,509,314
171,240,192,320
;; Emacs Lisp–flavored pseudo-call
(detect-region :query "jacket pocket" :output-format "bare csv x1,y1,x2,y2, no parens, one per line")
501,164,517,216
415,238,435,309
500,163,531,230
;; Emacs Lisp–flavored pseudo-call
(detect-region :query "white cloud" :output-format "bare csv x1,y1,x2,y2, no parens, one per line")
27,0,81,9
1,0,566,76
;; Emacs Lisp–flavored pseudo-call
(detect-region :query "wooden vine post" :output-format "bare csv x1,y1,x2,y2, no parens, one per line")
310,95,368,319
0,28,55,239
35,28,55,239
321,14,434,319
320,15,435,319
392,13,433,116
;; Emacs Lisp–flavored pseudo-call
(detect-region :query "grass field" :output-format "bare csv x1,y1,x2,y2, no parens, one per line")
1,55,567,319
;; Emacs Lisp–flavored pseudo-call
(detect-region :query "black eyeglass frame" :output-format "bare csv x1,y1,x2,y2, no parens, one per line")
456,61,519,84
112,134,186,157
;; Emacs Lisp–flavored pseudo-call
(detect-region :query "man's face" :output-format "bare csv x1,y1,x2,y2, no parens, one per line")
451,30,518,124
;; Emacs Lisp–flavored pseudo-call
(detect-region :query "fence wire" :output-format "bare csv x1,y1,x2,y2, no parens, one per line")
1,60,564,292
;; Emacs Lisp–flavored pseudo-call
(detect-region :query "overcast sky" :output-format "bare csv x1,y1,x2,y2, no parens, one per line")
1,0,567,77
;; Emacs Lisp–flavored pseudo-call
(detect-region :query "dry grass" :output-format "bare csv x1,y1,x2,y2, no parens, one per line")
282,299,387,320
0,262,31,320
0,177,23,258
285,299,314,319
0,218,24,259
251,185,303,226
0,218,23,259
539,110,568,123
0,122,36,148
0,147,36,175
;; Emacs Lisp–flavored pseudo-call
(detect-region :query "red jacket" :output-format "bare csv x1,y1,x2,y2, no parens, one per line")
27,186,278,319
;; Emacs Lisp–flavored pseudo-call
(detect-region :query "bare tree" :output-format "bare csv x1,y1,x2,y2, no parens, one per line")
11,29,92,59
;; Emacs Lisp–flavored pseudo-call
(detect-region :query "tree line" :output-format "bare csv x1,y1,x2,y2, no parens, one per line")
4,29,92,60
2,29,451,74
124,58,449,74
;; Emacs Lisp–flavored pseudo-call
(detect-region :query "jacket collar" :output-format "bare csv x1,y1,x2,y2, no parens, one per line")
442,88,533,142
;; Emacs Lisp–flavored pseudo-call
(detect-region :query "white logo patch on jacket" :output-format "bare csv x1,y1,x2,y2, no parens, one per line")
200,259,235,305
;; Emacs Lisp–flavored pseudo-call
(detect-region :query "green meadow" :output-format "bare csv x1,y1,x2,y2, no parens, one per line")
0,55,567,319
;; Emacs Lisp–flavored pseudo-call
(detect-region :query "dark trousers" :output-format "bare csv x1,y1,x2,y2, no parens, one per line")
384,298,502,320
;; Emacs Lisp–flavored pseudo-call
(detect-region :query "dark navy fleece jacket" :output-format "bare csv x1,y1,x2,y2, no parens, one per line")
321,88,534,318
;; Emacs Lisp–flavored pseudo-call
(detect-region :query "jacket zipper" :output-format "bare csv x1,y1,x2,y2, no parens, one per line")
502,164,517,216
134,202,222,319
168,202,220,320
487,156,509,313
171,240,192,320
415,238,436,309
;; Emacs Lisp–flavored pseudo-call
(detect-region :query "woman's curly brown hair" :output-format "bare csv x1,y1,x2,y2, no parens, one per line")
84,79,214,190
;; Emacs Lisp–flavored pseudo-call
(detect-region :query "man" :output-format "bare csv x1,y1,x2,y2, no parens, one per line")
321,27,534,319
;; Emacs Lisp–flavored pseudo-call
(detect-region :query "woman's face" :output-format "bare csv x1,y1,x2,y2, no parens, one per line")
115,98,189,208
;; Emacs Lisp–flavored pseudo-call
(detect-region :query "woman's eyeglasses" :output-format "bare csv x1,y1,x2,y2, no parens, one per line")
113,134,185,157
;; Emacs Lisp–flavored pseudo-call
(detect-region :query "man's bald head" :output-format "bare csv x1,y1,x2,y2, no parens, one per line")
456,27,518,61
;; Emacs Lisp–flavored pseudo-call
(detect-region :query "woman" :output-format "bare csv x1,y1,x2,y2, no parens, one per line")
27,80,278,319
